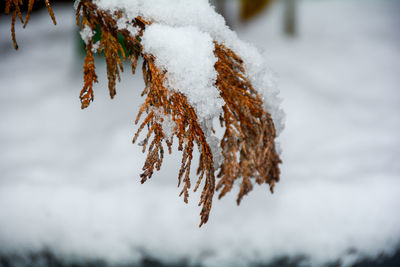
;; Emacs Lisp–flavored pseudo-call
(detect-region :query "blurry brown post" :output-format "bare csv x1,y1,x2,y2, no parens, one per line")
283,0,297,36
240,0,274,21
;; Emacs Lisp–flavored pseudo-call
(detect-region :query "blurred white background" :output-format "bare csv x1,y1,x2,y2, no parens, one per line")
0,0,399,266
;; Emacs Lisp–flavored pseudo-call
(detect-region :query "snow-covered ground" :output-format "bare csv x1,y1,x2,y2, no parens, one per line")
0,0,399,266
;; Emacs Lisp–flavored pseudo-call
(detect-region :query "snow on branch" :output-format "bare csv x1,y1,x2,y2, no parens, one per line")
5,0,284,227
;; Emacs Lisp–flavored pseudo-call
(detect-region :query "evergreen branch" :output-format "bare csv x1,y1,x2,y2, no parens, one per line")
5,0,282,227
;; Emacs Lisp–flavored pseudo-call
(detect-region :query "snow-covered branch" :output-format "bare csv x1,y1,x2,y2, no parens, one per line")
5,0,284,227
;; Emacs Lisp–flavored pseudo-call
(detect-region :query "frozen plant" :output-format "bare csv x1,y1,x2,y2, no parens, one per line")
4,0,284,227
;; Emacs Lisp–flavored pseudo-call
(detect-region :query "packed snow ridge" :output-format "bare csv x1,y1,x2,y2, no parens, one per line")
90,0,284,134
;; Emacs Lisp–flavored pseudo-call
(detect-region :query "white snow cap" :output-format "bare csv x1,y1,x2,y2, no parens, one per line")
80,24,95,45
142,24,223,120
93,0,284,133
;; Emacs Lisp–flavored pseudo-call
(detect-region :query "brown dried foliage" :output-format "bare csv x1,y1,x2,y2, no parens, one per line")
7,0,282,227
5,0,56,50
134,55,216,226
214,44,281,204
